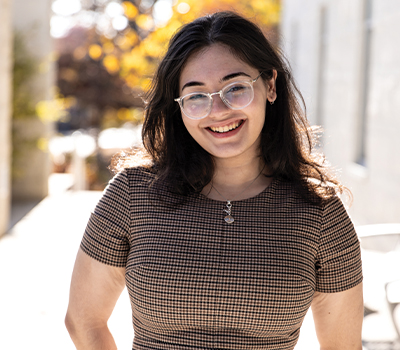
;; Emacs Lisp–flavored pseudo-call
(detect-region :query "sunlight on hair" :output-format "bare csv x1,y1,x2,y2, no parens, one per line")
110,147,153,174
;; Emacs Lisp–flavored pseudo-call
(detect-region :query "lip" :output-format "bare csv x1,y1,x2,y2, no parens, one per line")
207,118,244,129
206,119,245,138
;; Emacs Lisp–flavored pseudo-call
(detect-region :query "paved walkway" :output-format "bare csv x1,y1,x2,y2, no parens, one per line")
0,184,398,349
0,190,133,349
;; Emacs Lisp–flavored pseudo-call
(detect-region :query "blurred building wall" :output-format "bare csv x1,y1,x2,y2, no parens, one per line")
11,0,54,201
281,0,400,225
0,0,12,236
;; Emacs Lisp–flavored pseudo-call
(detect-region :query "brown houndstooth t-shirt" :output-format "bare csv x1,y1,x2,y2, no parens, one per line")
81,167,363,350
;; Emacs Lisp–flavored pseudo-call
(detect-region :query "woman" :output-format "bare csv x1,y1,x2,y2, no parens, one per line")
65,11,363,350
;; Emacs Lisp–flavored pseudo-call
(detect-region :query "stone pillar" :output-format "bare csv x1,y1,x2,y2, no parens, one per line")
11,0,54,201
0,0,12,236
281,0,400,224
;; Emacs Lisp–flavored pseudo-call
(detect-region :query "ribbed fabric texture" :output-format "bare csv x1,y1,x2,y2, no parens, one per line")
81,167,363,350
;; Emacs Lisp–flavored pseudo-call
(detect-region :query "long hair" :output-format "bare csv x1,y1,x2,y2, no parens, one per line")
134,11,346,204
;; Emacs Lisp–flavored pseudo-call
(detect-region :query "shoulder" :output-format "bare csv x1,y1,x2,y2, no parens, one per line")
115,166,181,204
98,167,157,209
122,166,157,185
108,166,157,191
272,177,324,213
270,178,353,234
273,177,348,213
320,194,354,235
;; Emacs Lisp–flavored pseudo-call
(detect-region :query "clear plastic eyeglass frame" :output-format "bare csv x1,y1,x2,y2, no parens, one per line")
174,72,263,120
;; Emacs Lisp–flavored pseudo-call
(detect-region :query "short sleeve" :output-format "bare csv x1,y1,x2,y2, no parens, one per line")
80,170,130,267
315,196,363,293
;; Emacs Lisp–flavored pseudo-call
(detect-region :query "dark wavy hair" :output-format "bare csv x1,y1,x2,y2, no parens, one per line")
118,11,347,205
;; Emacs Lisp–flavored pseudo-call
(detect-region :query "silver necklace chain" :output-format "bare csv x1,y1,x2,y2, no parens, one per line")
211,165,265,224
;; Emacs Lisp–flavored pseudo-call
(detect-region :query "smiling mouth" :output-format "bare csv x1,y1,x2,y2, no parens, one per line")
208,120,244,133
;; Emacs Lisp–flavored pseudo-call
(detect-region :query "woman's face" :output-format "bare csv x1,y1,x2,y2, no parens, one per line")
178,44,276,164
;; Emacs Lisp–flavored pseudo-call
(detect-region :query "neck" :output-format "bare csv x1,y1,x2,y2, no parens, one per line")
202,157,272,201
214,156,264,185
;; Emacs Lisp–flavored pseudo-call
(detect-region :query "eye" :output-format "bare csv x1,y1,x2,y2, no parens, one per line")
225,83,250,95
186,93,208,102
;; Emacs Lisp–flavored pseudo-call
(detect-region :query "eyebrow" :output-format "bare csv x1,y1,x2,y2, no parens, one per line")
181,72,251,92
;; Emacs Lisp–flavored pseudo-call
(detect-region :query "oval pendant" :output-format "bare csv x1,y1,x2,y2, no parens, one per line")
224,215,234,224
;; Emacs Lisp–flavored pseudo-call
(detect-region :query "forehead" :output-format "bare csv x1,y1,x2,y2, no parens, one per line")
179,44,255,85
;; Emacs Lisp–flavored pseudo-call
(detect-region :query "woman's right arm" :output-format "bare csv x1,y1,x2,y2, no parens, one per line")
65,248,126,349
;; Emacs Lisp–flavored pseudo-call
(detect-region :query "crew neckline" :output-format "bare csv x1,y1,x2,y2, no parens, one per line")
197,177,277,204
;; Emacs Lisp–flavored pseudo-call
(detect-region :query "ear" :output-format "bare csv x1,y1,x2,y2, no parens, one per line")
266,69,277,104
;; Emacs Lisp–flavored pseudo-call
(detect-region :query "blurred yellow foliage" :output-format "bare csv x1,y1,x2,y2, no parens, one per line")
36,137,48,152
141,37,164,57
140,78,152,91
102,107,144,128
36,96,75,123
103,41,115,54
115,36,132,51
125,75,140,89
121,48,147,71
94,0,280,95
132,108,144,122
117,107,131,120
102,108,118,128
125,29,139,46
103,54,120,74
123,1,138,20
88,44,103,60
137,14,155,31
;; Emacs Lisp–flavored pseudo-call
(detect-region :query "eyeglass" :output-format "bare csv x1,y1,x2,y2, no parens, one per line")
174,72,263,120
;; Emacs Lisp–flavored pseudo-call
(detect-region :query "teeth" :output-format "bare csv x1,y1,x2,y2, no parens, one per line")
210,121,240,133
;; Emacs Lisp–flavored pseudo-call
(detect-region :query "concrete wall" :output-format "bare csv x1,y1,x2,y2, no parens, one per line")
11,0,54,201
281,0,400,225
0,0,13,236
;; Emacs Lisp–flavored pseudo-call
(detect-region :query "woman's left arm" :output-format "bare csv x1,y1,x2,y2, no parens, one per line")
311,283,364,350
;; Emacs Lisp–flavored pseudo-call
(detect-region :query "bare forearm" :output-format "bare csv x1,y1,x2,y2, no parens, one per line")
312,284,363,350
66,250,126,349
320,345,362,350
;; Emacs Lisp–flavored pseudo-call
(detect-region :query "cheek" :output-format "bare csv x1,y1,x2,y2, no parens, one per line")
257,98,267,122
248,103,266,127
182,116,191,132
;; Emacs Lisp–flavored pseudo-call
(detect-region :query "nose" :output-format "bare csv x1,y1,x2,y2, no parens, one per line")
209,92,230,118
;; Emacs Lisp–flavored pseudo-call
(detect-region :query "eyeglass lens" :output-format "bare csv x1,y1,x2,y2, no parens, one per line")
181,81,254,119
